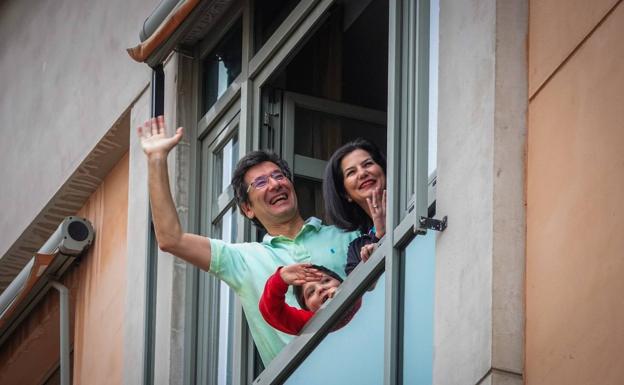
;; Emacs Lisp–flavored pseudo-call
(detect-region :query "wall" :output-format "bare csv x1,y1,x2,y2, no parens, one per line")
436,0,527,384
526,1,624,384
0,153,129,384
72,153,129,384
0,0,158,264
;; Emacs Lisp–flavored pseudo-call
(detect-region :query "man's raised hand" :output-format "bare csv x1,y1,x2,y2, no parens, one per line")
138,115,184,157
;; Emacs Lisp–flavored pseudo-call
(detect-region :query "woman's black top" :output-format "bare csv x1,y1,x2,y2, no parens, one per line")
345,231,379,275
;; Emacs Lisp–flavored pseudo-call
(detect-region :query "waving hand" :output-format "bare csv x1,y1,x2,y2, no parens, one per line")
138,116,184,157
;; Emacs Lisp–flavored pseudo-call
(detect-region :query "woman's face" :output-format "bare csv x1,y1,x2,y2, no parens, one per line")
340,149,386,213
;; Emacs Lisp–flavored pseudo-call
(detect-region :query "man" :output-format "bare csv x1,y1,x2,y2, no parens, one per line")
138,116,358,365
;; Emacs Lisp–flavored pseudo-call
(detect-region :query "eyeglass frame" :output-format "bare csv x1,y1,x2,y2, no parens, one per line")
246,170,287,193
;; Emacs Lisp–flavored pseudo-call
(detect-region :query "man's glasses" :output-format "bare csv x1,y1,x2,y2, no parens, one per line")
246,171,286,193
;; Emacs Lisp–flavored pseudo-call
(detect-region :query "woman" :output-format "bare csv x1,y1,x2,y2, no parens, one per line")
323,138,387,275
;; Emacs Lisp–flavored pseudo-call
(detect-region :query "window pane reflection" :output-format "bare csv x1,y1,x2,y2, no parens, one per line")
284,274,386,385
202,18,242,113
213,206,238,385
401,231,435,385
213,134,239,196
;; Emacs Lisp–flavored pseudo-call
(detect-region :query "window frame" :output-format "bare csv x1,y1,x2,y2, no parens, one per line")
195,104,243,385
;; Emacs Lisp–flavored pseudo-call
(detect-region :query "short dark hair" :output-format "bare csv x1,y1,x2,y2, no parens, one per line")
231,150,293,229
293,265,343,311
322,138,386,233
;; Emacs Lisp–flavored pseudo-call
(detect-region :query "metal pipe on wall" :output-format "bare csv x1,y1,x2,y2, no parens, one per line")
50,281,70,385
151,64,165,117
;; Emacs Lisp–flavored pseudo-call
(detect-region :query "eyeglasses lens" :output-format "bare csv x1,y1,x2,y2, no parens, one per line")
252,171,285,190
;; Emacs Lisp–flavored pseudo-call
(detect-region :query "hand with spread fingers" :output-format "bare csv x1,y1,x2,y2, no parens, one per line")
366,188,386,239
280,263,323,286
137,115,184,157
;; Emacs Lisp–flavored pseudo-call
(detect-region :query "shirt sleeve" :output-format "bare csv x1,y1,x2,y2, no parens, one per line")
259,267,314,335
209,238,249,290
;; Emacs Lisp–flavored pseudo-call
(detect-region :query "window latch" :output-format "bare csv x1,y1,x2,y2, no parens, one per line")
263,112,279,127
419,216,448,232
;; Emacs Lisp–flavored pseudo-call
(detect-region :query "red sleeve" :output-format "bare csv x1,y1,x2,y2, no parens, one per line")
259,267,314,335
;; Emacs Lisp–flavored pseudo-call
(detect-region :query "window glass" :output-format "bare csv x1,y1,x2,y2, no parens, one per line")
401,231,435,384
213,206,237,385
202,18,242,114
213,133,239,196
396,0,433,222
284,274,386,385
213,206,238,243
217,280,235,385
253,0,302,53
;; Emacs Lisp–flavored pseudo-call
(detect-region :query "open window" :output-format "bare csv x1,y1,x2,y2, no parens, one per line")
178,0,438,383
260,0,389,222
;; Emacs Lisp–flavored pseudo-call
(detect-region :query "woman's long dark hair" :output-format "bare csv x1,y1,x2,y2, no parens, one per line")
323,138,386,233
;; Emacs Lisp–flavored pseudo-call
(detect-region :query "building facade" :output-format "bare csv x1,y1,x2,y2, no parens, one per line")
0,0,621,384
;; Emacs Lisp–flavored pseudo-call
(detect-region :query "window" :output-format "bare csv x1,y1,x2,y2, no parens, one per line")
202,18,243,114
260,0,389,222
251,0,437,383
194,109,242,385
181,0,438,383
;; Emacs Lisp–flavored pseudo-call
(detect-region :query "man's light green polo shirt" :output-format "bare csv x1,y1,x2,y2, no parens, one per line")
209,217,359,365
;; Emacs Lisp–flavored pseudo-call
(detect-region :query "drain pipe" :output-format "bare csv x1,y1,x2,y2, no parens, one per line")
50,281,70,385
151,64,164,116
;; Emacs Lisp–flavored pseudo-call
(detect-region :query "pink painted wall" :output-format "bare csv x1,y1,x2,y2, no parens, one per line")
0,153,129,384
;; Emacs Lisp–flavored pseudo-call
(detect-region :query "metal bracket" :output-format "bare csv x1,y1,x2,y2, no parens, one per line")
419,215,448,232
262,112,279,127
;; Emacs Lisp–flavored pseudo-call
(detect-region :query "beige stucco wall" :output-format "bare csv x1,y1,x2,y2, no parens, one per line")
527,1,624,384
436,1,527,384
0,0,158,265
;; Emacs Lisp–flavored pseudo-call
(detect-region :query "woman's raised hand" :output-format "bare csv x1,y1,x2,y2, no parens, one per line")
366,188,386,239
137,115,184,157
280,263,323,286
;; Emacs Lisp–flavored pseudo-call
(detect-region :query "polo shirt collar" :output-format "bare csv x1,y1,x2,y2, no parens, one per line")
262,217,322,244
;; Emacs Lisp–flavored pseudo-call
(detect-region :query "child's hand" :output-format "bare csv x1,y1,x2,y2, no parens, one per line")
280,263,323,286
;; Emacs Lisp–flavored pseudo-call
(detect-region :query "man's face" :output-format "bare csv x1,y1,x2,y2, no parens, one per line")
241,161,299,228
301,272,341,312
